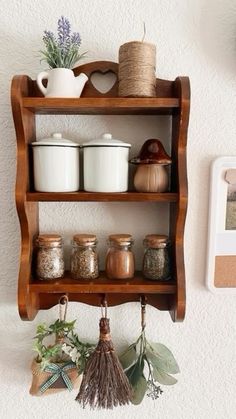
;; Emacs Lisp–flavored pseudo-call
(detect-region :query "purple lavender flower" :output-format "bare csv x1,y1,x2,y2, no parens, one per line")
43,30,55,45
57,16,71,53
40,17,86,69
71,32,81,47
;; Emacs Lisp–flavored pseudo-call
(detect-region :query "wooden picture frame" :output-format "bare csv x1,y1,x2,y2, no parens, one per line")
206,156,236,293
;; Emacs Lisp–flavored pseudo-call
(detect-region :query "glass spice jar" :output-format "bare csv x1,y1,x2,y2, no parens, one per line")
105,234,135,279
36,234,65,280
143,234,171,281
70,234,99,280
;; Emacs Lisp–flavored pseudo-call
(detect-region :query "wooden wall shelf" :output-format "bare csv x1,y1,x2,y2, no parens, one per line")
11,60,190,322
26,191,179,202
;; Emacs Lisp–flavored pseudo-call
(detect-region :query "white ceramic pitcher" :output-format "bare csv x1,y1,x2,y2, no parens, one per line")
36,68,88,97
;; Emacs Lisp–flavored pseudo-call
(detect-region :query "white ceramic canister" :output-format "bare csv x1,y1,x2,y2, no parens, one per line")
81,133,131,192
32,133,80,192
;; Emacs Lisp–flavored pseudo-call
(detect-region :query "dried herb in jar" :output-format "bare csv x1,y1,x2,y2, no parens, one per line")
70,234,99,280
143,234,171,280
36,234,64,280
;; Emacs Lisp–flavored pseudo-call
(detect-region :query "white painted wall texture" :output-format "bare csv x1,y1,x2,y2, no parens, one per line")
1,0,236,418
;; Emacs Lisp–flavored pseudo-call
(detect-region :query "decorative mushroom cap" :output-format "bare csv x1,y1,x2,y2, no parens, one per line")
130,139,172,165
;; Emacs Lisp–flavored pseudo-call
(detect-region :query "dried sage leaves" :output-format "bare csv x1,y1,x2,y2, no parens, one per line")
120,330,179,404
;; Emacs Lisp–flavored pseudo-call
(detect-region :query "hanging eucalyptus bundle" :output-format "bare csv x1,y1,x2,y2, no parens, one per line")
76,306,132,409
120,301,180,404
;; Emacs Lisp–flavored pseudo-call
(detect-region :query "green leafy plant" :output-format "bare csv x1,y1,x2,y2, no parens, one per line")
35,319,76,341
62,331,95,374
120,329,179,405
40,16,87,69
33,319,94,372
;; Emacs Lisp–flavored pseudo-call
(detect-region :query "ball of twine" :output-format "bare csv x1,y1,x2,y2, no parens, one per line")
118,41,156,97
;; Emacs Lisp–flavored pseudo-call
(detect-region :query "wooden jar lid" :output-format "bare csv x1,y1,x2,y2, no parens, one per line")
73,234,97,244
108,234,133,244
144,234,168,248
38,234,62,243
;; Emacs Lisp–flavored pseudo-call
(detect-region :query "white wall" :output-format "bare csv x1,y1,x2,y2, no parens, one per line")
1,0,236,418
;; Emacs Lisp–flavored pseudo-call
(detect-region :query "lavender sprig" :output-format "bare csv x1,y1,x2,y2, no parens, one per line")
57,16,71,53
71,32,81,47
40,16,86,69
43,31,55,45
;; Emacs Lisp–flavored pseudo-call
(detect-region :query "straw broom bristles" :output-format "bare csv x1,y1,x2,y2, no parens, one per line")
76,317,132,409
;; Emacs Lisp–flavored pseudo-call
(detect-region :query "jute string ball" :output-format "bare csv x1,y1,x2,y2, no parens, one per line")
118,41,156,97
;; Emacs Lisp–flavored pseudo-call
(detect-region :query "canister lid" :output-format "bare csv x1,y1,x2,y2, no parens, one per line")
32,133,79,147
37,234,62,243
81,133,131,148
108,233,133,244
73,234,97,244
144,234,169,248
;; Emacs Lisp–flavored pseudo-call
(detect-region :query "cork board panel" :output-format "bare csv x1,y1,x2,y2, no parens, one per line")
214,255,236,287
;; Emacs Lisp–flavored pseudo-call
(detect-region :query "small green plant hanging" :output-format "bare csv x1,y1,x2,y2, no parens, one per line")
30,295,94,396
120,298,180,404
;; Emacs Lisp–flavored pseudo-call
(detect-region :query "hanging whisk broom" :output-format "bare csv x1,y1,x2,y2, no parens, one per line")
76,300,132,409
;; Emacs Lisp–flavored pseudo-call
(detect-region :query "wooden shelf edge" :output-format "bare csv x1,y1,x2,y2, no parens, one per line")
34,293,174,314
26,191,179,202
28,271,176,319
29,277,176,294
22,97,180,115
11,75,40,321
169,76,190,322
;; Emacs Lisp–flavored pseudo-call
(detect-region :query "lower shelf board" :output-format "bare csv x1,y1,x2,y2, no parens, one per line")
29,271,176,294
26,191,179,202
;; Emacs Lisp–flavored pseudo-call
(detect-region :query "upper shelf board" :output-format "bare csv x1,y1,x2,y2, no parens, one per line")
22,97,179,115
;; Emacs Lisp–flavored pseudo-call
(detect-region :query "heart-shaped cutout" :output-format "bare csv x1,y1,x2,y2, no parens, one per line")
90,71,117,94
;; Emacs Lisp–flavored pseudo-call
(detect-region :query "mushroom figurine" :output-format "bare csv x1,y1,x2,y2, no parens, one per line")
130,139,172,192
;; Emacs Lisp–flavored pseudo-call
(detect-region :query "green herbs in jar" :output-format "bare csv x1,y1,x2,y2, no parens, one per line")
143,234,171,280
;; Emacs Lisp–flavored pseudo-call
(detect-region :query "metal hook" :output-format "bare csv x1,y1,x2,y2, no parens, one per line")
140,295,147,330
140,295,147,307
101,294,108,318
59,294,68,321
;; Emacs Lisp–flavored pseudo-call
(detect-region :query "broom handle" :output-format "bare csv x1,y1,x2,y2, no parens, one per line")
101,296,108,319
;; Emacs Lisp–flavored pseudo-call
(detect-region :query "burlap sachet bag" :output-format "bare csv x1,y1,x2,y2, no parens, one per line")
30,359,81,396
29,296,93,397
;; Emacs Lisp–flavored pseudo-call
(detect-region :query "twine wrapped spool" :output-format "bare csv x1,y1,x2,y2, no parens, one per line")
118,41,156,97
